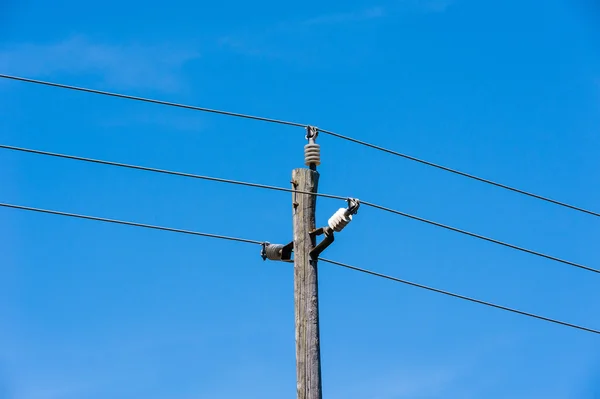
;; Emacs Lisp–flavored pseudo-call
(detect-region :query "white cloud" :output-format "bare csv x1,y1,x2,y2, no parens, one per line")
0,36,200,92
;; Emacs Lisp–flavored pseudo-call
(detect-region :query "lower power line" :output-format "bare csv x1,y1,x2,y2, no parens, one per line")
0,202,262,245
319,258,600,335
1,200,598,335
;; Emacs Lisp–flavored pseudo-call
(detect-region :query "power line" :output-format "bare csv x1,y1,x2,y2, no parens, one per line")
0,144,347,202
2,73,598,219
361,200,597,274
318,128,600,218
319,258,600,335
1,200,597,335
0,202,263,245
2,143,592,274
0,74,306,128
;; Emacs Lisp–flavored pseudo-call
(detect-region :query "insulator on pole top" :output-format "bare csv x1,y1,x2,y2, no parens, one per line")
304,126,321,166
304,143,321,166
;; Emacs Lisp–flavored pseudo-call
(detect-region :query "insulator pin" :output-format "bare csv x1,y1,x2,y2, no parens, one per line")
328,208,352,232
304,143,321,166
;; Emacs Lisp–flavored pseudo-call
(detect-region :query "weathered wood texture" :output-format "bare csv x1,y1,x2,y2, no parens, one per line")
292,168,322,399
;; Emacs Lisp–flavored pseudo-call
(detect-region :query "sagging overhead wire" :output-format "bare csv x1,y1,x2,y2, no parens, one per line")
0,74,305,128
360,200,597,274
319,258,600,335
0,144,347,202
318,128,600,218
1,143,594,275
1,73,598,218
1,198,597,336
0,202,264,245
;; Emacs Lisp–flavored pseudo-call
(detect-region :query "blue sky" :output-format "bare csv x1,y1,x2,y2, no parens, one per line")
1,0,600,398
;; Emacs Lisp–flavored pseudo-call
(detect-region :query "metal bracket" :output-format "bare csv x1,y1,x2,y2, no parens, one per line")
262,226,334,262
281,241,294,261
310,226,335,258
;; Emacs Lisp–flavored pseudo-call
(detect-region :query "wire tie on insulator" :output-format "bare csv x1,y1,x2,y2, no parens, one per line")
261,242,269,261
306,126,319,141
346,198,360,215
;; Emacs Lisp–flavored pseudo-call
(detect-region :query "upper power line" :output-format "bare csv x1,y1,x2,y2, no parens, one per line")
1,200,597,335
318,128,600,218
1,143,594,274
1,73,597,218
0,74,306,128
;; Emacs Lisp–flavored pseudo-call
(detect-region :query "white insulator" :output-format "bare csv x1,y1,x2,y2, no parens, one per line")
304,143,321,166
328,208,352,232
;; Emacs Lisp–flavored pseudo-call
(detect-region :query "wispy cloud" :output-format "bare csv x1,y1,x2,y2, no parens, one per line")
421,0,454,13
0,36,200,92
217,6,385,62
401,0,454,13
302,6,385,26
217,35,282,60
218,1,453,61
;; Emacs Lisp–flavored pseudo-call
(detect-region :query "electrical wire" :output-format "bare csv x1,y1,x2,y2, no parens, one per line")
0,202,263,245
1,200,597,335
318,130,600,217
361,201,596,273
319,258,600,335
1,143,593,274
0,144,347,201
0,74,306,128
2,73,598,218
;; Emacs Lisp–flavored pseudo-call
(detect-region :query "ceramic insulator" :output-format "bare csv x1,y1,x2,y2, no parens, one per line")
304,143,321,166
328,208,352,232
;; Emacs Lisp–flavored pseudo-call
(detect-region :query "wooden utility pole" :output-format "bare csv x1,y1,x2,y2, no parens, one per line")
292,167,322,399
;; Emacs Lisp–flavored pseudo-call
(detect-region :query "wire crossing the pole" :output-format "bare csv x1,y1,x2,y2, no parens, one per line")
1,143,594,275
1,73,598,218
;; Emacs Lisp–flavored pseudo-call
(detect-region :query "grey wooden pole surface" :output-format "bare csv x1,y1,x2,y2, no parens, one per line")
292,167,322,399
